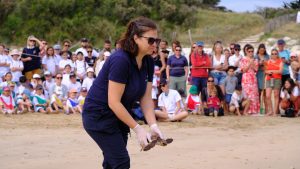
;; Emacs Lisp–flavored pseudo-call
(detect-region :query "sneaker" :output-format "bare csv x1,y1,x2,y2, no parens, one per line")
214,110,218,117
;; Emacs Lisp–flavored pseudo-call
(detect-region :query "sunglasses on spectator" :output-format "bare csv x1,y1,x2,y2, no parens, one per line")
207,80,214,82
30,40,35,42
56,77,62,79
64,44,70,47
247,50,254,53
139,36,161,45
175,49,181,51
87,51,92,53
271,53,278,55
235,49,240,51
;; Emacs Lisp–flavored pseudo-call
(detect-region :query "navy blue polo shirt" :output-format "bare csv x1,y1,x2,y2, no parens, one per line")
167,55,188,77
82,49,154,133
21,46,41,72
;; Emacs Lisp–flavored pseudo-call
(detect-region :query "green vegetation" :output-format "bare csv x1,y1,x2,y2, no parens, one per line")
260,23,300,40
0,0,265,48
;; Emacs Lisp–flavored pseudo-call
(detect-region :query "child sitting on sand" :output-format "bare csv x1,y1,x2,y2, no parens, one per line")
32,84,52,113
229,86,250,116
0,86,17,114
185,85,202,114
207,90,220,117
65,88,82,114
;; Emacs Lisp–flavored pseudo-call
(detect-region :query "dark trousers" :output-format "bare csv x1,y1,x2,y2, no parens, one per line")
191,77,207,94
85,129,130,169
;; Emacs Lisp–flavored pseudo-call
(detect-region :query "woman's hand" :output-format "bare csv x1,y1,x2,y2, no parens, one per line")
150,123,164,139
133,124,151,148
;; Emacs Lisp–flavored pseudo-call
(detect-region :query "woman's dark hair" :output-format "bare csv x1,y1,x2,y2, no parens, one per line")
256,43,268,55
243,44,251,56
283,78,296,94
245,45,254,56
119,17,157,57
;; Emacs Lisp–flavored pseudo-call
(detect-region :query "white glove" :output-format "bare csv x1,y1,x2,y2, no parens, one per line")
150,123,164,139
132,124,151,148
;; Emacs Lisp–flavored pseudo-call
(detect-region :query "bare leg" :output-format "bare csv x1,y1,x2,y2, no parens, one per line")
265,88,273,115
273,89,280,116
173,110,188,121
154,110,170,122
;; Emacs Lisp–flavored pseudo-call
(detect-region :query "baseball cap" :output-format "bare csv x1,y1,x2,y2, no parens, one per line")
104,51,111,57
33,74,41,79
81,87,87,92
36,84,43,90
69,88,78,93
70,72,76,78
53,44,61,50
234,44,241,50
277,39,285,45
81,38,88,42
196,41,204,47
44,70,51,76
290,52,297,57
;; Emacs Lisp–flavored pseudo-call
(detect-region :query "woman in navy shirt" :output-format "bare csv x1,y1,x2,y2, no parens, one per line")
82,17,164,169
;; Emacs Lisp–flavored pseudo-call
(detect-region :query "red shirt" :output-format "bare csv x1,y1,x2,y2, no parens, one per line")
190,52,211,77
207,96,220,109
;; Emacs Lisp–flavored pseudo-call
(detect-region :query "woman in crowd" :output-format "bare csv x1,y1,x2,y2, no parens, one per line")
190,41,211,93
265,49,283,116
21,35,44,81
201,76,224,116
210,41,228,94
166,45,188,95
279,78,299,116
42,47,58,76
239,45,260,115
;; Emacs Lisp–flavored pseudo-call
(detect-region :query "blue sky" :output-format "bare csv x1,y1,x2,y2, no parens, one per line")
219,0,294,12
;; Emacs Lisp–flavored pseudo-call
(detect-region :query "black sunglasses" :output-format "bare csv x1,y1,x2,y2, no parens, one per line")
140,36,161,45
56,77,62,79
87,51,92,53
207,80,214,82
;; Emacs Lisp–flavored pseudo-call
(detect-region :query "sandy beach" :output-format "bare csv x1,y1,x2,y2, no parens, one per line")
0,113,299,169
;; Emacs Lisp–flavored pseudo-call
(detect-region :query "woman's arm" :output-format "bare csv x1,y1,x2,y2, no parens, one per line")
108,80,138,129
159,55,166,74
140,82,157,126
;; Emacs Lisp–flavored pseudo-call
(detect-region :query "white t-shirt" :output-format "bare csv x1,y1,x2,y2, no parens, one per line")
59,59,74,70
158,89,182,114
62,73,71,87
212,54,226,72
82,77,94,91
66,98,79,108
10,59,24,82
75,47,99,57
55,54,62,64
42,56,57,75
228,54,242,67
280,87,299,99
230,91,244,107
75,60,87,75
68,81,82,93
0,54,11,76
95,60,105,77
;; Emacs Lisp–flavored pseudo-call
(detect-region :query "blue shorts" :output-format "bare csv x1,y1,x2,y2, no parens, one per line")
210,71,226,85
225,94,232,104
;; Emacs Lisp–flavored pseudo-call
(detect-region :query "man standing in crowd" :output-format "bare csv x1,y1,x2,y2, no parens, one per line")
277,39,291,85
75,38,98,57
98,39,112,57
61,39,73,59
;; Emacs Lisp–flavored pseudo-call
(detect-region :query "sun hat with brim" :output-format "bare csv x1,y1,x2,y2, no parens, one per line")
33,74,41,79
87,67,94,73
69,88,78,93
44,71,51,76
3,86,10,91
10,49,20,56
290,52,297,57
81,87,87,92
196,41,204,47
189,85,198,95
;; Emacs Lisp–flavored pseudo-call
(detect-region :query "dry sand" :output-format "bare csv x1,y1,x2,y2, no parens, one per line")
0,113,299,169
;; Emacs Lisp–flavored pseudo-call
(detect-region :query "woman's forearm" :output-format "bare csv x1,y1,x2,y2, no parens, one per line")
109,101,138,129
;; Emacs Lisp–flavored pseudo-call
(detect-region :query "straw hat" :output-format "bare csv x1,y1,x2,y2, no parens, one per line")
10,49,20,56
